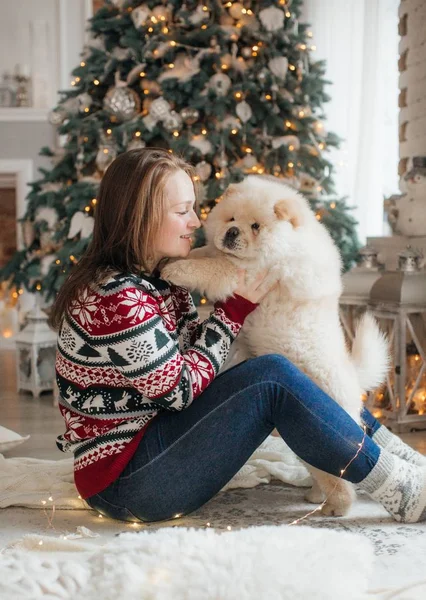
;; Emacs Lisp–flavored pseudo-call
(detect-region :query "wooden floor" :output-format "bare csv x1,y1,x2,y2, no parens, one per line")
2,348,426,460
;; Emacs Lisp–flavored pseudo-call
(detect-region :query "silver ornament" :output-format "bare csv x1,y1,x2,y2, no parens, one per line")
209,73,232,97
149,97,172,121
104,85,141,121
181,107,200,126
163,110,183,132
242,47,252,58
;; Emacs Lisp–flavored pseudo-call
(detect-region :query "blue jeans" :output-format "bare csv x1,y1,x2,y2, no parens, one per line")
85,354,381,522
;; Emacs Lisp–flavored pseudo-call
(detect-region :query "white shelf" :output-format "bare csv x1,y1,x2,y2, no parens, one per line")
0,108,49,123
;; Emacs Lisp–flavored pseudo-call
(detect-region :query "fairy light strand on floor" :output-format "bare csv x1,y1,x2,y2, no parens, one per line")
288,426,368,526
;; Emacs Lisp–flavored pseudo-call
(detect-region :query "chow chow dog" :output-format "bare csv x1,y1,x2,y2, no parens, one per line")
161,175,389,516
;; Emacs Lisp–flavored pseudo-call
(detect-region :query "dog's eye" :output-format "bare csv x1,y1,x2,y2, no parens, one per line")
251,223,260,231
229,217,235,222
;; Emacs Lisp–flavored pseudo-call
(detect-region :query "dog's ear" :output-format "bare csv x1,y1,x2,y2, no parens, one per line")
274,200,304,228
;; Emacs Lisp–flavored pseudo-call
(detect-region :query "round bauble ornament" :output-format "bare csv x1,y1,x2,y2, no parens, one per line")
104,85,141,121
209,73,232,96
241,47,252,58
181,107,200,126
163,110,183,132
149,97,171,120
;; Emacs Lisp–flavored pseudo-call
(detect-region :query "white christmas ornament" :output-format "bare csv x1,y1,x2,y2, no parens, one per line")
190,136,213,155
236,101,252,123
268,57,288,80
204,73,232,97
35,207,58,229
131,4,151,28
259,6,285,32
68,212,95,239
142,97,172,131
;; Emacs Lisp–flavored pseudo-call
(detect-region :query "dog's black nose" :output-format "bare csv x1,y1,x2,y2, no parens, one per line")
225,226,239,241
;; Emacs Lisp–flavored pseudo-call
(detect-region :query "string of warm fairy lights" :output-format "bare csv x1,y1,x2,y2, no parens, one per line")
288,425,368,526
36,425,368,541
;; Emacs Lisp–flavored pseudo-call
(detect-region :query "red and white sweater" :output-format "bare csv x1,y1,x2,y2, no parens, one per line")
56,271,257,499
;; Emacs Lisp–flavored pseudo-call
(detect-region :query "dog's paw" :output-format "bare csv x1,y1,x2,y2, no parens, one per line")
161,260,199,290
305,486,325,504
320,483,356,517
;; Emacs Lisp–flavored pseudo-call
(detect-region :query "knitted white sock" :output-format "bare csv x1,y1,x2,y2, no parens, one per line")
358,451,426,523
372,425,426,467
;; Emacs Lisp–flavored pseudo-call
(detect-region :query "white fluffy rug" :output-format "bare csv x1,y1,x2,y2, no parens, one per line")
1,525,375,600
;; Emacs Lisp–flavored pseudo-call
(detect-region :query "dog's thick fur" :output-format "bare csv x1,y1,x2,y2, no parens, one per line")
161,175,389,516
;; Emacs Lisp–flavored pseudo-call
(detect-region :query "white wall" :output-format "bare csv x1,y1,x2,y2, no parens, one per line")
0,0,92,108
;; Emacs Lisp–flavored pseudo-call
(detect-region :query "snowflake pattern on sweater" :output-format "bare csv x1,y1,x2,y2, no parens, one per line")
56,272,257,499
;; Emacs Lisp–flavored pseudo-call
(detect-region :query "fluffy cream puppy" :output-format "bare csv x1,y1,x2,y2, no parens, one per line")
161,175,389,516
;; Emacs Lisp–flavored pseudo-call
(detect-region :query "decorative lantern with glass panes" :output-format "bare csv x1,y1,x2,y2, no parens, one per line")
15,304,56,397
366,247,426,432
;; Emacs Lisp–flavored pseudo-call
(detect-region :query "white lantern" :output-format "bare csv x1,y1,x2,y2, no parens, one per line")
15,304,57,398
367,247,426,432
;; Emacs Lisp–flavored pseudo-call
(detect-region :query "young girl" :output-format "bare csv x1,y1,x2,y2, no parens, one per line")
51,148,426,524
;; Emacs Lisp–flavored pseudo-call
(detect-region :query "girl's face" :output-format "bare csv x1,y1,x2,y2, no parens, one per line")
152,169,201,265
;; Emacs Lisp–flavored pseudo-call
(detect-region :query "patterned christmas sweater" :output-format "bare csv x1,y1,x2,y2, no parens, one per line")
56,271,257,499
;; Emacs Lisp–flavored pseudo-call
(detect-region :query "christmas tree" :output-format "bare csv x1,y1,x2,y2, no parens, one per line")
0,0,360,303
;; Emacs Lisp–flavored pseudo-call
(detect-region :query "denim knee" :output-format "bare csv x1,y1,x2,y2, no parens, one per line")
252,353,300,383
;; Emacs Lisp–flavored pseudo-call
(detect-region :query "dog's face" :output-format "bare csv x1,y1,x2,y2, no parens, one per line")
205,176,312,262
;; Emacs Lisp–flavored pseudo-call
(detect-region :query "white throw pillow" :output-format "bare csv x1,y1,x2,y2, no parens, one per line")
0,425,30,453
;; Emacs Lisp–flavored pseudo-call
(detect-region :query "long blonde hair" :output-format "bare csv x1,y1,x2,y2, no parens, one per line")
49,148,195,330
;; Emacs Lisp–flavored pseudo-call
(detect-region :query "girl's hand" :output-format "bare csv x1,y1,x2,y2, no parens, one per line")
234,269,278,304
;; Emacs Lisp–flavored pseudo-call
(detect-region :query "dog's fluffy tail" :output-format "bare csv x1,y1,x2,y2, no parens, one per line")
351,312,390,391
